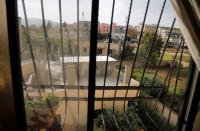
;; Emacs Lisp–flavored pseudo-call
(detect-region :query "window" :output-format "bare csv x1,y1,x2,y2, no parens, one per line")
2,0,197,131
97,48,103,55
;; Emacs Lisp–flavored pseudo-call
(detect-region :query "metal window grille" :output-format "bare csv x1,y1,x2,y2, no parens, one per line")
18,0,194,130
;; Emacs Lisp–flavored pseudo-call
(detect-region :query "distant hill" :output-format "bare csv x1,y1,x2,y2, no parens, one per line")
21,18,59,27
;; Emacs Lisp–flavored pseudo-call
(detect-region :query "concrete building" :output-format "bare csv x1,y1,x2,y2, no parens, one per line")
60,56,118,85
136,23,157,33
135,23,182,45
79,21,91,37
99,23,110,34
159,27,182,44
79,41,136,57
98,23,117,34
112,27,126,40
112,32,125,40
99,23,109,34
65,21,91,40
144,24,157,33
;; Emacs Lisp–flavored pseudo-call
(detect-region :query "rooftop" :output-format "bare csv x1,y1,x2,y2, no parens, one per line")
60,56,117,63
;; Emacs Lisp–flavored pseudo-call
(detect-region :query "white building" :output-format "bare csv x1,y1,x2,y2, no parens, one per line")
112,32,125,40
159,27,182,44
60,56,117,85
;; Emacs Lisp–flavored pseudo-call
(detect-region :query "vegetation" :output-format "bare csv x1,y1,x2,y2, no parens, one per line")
122,44,135,60
138,32,162,66
94,100,173,131
129,100,174,131
131,66,188,112
25,93,59,108
162,52,191,64
94,109,142,131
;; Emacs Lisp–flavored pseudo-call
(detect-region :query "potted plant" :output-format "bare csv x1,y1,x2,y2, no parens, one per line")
25,93,60,128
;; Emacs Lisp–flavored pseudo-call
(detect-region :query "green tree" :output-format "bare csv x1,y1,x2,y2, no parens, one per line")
123,44,134,60
139,32,162,66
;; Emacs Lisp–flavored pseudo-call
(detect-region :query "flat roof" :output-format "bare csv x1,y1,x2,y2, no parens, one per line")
60,56,117,63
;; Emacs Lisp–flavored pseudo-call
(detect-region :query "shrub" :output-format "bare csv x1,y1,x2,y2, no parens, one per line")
25,93,59,108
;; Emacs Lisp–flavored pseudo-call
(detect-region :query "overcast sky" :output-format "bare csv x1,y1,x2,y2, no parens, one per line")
17,0,179,27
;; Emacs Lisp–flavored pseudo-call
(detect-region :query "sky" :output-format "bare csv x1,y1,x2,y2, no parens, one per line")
17,0,179,27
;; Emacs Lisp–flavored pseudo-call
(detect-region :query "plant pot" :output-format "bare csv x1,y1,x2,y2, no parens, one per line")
26,104,59,128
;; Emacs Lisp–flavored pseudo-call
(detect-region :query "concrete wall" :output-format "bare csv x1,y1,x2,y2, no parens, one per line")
79,42,136,56
153,100,178,127
21,62,34,81
21,60,49,84
64,61,117,85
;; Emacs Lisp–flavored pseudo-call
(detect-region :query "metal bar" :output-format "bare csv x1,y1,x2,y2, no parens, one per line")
123,0,150,112
76,0,80,86
25,84,162,90
103,110,119,130
158,39,183,98
102,0,115,110
113,0,133,113
163,41,182,86
101,113,106,130
112,114,120,131
160,41,182,116
137,0,166,96
184,71,200,130
145,111,159,131
161,68,173,117
76,0,80,130
87,0,99,130
40,0,53,92
151,18,176,86
125,109,137,129
176,58,195,131
123,113,133,130
151,18,176,111
97,96,155,101
58,0,68,127
167,42,184,124
96,85,162,90
159,42,183,117
128,106,148,131
22,0,41,96
27,96,154,101
4,0,27,130
165,62,173,92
